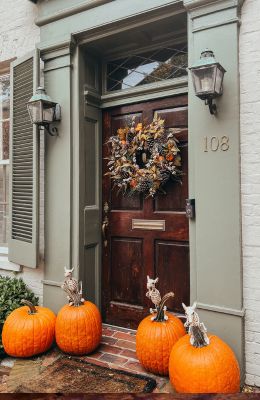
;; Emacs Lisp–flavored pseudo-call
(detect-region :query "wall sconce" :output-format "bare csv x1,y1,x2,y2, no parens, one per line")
189,50,226,115
27,87,61,136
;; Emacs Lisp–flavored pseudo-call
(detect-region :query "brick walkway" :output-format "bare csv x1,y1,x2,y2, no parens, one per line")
79,324,173,393
1,324,259,394
0,324,173,393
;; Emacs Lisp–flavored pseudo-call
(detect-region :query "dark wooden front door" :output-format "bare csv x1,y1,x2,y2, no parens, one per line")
102,95,189,329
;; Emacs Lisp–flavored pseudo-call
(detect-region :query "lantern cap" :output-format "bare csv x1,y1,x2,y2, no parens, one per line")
189,49,226,72
28,86,56,105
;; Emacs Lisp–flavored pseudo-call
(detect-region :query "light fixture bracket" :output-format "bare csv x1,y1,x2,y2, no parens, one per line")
39,124,58,136
205,99,217,115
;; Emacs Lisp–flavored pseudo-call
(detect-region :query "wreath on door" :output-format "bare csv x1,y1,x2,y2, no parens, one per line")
105,116,182,197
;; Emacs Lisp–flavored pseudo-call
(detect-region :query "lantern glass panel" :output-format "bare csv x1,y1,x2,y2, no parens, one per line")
215,66,224,95
42,102,55,123
27,101,43,124
191,65,216,98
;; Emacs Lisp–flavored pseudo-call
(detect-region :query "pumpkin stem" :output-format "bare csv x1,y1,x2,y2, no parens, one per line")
22,300,37,314
190,325,210,348
182,303,210,347
153,292,174,322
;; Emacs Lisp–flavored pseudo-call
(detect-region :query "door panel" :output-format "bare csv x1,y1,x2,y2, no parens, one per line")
155,240,190,312
111,237,144,305
102,95,189,328
111,191,143,211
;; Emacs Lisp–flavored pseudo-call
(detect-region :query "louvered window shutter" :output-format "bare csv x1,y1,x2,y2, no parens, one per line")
8,51,40,268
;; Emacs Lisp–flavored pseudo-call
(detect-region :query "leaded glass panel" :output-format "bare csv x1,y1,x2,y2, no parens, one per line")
106,45,188,92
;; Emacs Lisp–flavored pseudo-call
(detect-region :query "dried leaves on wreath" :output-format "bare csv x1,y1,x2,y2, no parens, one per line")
105,116,182,197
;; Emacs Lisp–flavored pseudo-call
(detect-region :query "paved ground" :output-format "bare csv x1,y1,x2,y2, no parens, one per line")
0,324,173,394
0,323,259,394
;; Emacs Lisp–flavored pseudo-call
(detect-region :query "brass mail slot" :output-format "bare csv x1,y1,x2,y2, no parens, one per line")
132,219,165,231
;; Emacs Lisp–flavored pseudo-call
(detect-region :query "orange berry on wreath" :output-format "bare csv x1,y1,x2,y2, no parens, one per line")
135,123,143,131
166,154,174,161
130,179,137,188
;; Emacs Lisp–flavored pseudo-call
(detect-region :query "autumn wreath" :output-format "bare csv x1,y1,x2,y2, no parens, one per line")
105,116,182,197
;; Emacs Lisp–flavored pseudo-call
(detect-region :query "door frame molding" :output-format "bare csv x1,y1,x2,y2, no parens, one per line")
78,5,190,309
84,76,188,110
83,77,189,311
76,2,186,47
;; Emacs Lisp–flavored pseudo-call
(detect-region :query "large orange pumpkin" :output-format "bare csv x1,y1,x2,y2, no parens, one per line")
169,333,240,393
2,300,56,358
56,268,102,355
136,293,185,376
55,301,102,355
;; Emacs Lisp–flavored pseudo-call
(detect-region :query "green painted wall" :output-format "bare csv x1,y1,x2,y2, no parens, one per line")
41,47,74,309
184,0,244,375
37,0,245,377
37,0,184,45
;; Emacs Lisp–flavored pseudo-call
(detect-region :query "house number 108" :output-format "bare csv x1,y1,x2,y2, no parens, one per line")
203,136,229,152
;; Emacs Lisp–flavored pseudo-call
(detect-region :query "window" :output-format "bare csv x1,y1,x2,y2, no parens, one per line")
0,68,11,248
106,43,188,92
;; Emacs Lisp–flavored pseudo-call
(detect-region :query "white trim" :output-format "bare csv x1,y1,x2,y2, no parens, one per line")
0,254,21,272
0,246,8,255
0,159,9,165
0,246,22,273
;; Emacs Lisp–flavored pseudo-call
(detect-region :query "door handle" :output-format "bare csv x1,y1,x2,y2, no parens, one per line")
102,216,109,247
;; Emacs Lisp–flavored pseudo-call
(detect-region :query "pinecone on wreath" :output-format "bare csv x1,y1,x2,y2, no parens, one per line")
147,137,154,152
160,171,171,185
138,179,152,192
127,129,136,143
158,133,167,144
121,170,129,179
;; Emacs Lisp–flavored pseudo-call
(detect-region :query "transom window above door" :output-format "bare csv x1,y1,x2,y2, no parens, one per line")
106,44,188,93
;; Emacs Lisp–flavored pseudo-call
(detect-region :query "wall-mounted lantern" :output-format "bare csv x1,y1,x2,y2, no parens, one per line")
189,50,226,115
27,87,61,136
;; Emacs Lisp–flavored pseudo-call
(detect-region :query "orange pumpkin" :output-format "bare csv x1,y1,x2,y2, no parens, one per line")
169,329,240,393
56,268,102,356
2,300,56,358
136,292,185,376
55,301,102,355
